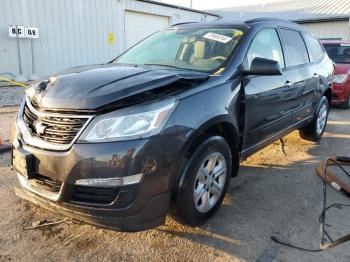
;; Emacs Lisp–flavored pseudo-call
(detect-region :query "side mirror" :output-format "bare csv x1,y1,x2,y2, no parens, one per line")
243,57,283,76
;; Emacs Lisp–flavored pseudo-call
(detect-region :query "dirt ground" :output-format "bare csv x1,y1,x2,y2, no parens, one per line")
0,107,349,262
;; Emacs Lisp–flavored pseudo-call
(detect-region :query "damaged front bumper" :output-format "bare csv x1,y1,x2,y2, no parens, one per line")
12,130,188,231
14,182,170,232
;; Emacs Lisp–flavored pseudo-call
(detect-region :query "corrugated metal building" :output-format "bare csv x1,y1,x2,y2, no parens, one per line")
210,0,350,40
0,0,218,79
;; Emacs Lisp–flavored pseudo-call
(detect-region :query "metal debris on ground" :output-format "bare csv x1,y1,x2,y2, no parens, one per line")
272,155,350,251
279,138,287,156
24,217,69,230
317,156,350,250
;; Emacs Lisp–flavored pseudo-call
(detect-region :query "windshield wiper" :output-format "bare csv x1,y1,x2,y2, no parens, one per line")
143,63,182,70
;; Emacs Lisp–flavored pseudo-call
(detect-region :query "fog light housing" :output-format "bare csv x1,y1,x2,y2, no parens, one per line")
74,173,143,187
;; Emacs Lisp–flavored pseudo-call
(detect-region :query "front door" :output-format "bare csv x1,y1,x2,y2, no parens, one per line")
242,28,297,150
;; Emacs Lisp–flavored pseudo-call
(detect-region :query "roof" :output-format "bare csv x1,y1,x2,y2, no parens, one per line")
171,20,247,28
172,17,303,31
208,0,350,23
137,0,219,17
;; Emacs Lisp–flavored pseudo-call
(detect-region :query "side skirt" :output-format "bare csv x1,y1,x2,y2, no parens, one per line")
240,116,313,160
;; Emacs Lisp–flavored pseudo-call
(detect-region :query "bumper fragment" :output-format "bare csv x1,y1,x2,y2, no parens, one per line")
15,186,170,232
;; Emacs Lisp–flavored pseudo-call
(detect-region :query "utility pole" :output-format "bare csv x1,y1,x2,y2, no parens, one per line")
190,0,193,8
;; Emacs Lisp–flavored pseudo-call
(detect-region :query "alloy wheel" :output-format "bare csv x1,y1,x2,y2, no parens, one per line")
316,103,328,135
193,152,227,213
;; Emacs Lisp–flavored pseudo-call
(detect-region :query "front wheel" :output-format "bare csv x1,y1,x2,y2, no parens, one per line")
299,96,329,142
174,136,233,226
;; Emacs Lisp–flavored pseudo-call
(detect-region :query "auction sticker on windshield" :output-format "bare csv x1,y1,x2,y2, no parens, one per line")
203,32,232,44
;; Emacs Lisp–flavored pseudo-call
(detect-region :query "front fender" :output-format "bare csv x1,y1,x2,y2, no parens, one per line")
163,79,242,193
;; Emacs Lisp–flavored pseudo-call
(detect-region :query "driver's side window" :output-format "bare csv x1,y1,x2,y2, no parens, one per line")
244,28,285,69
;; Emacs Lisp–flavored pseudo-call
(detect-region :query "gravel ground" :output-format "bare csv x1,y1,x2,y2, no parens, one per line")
0,107,17,143
0,107,349,262
0,86,25,107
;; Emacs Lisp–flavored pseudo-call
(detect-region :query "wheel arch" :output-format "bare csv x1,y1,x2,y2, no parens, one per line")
323,88,332,106
171,116,241,194
186,120,240,163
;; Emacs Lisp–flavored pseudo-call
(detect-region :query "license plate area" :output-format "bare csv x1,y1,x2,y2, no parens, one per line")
12,146,35,179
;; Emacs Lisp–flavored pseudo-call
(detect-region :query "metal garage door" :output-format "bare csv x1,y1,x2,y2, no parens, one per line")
125,11,169,48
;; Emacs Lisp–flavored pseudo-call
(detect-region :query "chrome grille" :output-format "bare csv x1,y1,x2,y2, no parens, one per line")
22,98,90,146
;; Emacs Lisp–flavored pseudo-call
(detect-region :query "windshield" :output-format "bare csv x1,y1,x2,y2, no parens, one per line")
114,27,244,72
324,44,350,64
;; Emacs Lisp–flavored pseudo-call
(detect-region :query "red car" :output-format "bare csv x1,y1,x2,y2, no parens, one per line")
322,40,350,109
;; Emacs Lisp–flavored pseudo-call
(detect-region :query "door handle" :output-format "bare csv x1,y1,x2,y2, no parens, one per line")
285,80,293,87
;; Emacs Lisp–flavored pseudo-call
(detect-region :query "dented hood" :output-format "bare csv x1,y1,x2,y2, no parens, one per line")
27,64,209,111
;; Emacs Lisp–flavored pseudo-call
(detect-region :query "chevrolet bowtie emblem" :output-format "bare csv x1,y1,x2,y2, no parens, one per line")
34,121,47,135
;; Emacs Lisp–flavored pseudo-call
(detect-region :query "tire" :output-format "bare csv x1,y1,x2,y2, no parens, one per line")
299,96,329,142
174,136,233,226
340,95,350,109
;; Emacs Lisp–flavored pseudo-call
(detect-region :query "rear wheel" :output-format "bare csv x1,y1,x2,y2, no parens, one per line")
340,95,350,109
174,136,232,226
299,96,329,142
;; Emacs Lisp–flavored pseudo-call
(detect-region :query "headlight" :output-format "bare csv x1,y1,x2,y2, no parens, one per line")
79,98,177,142
333,74,348,84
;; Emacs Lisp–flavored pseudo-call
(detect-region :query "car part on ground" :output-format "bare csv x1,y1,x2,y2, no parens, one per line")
24,217,68,230
317,156,350,250
316,156,350,197
272,156,350,251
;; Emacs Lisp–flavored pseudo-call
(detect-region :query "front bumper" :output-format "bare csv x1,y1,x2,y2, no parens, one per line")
13,126,191,231
14,183,170,231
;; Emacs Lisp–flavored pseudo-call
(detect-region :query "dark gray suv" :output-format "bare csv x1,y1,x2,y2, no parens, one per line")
12,18,333,231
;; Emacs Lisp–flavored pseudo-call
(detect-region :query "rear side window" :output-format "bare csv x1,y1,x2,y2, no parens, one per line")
280,29,309,67
303,33,324,62
244,28,285,69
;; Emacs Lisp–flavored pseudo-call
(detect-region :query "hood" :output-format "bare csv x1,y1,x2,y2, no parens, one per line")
334,63,350,75
27,64,209,111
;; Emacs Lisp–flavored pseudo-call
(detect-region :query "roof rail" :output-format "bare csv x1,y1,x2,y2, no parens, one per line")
171,21,198,27
245,17,294,24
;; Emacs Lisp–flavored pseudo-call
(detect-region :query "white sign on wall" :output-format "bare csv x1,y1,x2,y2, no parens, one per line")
9,25,39,39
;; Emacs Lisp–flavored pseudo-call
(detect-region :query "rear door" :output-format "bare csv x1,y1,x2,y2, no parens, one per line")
302,32,326,110
242,28,292,150
279,28,314,123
